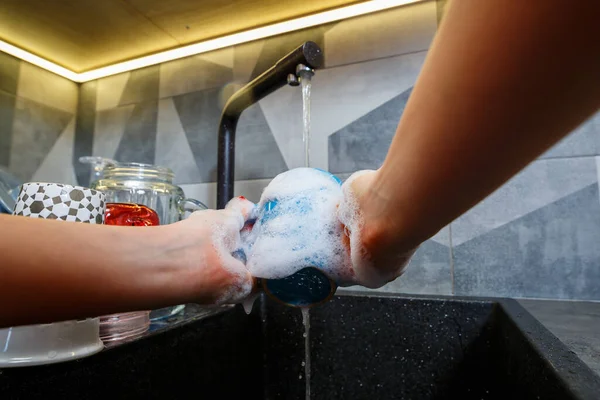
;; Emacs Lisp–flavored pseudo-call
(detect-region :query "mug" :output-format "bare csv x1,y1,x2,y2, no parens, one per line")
13,182,105,223
0,182,106,367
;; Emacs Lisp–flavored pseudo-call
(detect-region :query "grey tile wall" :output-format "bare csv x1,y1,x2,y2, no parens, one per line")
0,52,20,167
452,157,600,300
74,81,97,186
0,52,20,95
114,100,158,165
10,97,73,182
0,91,16,168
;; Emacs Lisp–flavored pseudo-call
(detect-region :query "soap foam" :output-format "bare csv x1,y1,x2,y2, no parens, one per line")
337,170,381,288
243,168,355,285
190,209,253,304
338,170,413,288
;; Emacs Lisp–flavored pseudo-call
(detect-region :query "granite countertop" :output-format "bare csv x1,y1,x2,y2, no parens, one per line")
123,299,600,378
519,299,600,376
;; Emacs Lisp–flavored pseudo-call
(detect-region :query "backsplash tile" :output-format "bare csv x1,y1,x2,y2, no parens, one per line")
17,62,78,114
156,98,202,184
118,65,160,106
235,103,288,181
114,100,158,165
159,51,233,99
31,117,78,186
93,103,135,160
451,157,598,247
172,87,224,183
0,91,16,167
324,0,437,68
10,97,73,182
454,183,600,300
453,157,600,300
259,51,426,171
96,72,130,111
329,87,412,174
539,111,600,159
0,52,20,95
74,81,97,186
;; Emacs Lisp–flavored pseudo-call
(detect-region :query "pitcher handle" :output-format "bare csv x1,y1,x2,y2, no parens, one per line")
179,198,208,219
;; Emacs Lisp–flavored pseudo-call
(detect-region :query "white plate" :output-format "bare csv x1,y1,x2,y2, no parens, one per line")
0,319,104,367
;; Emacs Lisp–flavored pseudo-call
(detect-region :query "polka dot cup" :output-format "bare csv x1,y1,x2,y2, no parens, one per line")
13,182,105,224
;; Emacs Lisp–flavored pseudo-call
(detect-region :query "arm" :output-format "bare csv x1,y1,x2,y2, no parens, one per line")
0,210,252,328
345,0,600,284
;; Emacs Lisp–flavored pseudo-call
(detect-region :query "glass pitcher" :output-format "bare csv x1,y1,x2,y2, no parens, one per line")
89,160,207,321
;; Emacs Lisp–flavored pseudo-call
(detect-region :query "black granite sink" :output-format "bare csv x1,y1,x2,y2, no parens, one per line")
1,294,599,399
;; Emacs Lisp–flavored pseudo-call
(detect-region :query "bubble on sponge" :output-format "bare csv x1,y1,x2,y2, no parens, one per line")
337,170,382,288
244,168,355,285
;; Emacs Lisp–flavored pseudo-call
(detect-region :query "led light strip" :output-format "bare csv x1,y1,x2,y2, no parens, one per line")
0,0,421,83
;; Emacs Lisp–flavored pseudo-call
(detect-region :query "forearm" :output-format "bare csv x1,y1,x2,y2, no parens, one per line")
0,215,188,327
371,0,600,246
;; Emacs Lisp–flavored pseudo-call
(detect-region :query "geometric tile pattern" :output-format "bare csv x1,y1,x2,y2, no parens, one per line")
0,51,20,95
13,182,105,224
93,104,135,160
114,101,158,165
74,81,97,186
451,157,598,246
118,66,159,106
159,56,233,99
172,88,222,182
155,98,201,184
17,62,78,113
454,184,600,300
539,111,600,159
259,52,426,171
324,1,436,68
10,97,73,182
328,87,412,173
96,72,130,111
31,117,78,186
0,91,17,168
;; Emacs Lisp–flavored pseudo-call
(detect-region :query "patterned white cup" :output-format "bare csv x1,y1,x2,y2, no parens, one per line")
13,182,105,223
1,182,106,367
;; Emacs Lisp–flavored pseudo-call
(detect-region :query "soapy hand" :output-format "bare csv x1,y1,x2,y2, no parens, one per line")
338,170,417,288
164,207,254,305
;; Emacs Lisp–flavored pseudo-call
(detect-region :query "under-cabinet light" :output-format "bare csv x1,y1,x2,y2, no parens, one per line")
0,40,79,81
1,0,421,83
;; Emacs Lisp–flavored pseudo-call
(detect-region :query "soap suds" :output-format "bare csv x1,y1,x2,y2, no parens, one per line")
242,168,355,285
338,170,413,288
190,209,253,304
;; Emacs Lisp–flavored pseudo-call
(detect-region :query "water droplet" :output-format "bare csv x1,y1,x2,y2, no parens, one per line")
48,351,57,359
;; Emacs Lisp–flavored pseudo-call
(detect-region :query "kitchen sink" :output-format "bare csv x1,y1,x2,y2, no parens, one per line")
1,293,599,399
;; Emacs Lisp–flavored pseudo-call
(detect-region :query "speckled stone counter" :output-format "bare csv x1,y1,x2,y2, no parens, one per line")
1,296,599,399
519,299,600,376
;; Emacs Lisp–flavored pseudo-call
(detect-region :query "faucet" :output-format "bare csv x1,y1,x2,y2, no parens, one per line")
216,41,324,209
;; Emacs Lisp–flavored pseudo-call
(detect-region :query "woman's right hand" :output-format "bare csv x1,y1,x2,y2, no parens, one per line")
337,170,418,289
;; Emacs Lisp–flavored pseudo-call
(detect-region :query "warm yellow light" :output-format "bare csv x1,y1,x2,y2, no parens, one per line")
0,40,78,81
1,0,422,83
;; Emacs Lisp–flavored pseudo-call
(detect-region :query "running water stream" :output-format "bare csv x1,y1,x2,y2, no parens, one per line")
299,69,313,400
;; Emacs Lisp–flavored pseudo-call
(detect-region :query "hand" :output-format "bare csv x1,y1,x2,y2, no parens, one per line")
162,206,254,305
338,170,417,289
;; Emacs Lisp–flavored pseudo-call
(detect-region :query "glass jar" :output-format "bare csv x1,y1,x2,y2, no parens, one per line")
90,162,207,322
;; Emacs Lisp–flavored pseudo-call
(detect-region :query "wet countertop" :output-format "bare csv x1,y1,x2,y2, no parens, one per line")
519,299,600,376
